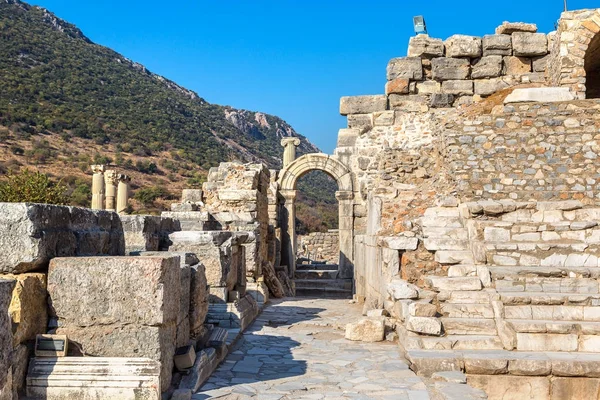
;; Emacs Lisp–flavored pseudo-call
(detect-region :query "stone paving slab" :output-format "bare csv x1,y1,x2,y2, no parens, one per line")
193,298,431,400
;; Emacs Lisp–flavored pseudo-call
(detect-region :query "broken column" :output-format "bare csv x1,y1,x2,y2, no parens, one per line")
47,256,181,390
116,174,131,214
281,137,301,167
90,165,105,210
104,170,118,211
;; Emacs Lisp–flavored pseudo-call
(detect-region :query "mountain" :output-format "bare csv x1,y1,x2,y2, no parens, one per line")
0,0,338,229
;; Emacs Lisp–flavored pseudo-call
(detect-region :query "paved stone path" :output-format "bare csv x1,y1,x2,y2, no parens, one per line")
193,298,430,400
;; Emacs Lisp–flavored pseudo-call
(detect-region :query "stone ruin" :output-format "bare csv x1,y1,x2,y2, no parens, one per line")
2,7,600,400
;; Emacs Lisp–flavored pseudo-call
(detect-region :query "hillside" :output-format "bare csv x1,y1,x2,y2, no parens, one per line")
0,0,338,229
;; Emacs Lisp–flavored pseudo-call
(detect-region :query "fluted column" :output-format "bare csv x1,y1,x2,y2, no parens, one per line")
104,170,118,211
281,138,301,168
116,174,131,214
90,165,106,210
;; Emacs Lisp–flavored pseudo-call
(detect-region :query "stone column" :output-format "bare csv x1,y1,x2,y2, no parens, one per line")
116,174,131,214
104,170,118,211
279,189,297,277
336,190,355,279
90,165,106,210
281,138,301,168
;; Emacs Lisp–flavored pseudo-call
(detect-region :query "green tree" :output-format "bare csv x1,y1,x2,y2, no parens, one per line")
0,169,69,204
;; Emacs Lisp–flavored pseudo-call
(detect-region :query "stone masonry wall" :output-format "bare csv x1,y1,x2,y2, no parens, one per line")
297,230,339,264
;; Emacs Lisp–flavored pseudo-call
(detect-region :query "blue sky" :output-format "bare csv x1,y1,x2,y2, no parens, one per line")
28,0,599,153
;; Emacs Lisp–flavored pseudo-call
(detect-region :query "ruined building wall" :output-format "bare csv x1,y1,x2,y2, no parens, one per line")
297,230,339,264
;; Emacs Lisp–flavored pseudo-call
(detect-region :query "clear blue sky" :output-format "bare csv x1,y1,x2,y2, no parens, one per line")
28,0,599,153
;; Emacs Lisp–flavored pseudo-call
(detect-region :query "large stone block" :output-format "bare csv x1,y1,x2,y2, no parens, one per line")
0,203,124,274
190,264,209,337
432,58,470,81
482,34,512,56
386,57,423,81
0,280,15,400
472,56,503,79
339,95,388,116
345,318,385,342
467,375,549,400
408,35,445,58
445,35,482,58
1,273,47,347
442,80,474,95
48,256,180,326
121,215,178,253
512,32,548,57
503,56,531,75
496,22,537,34
474,78,510,96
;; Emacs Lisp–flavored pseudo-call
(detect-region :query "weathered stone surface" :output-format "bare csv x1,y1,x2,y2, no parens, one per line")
482,34,512,56
431,371,467,384
11,343,29,396
472,56,503,79
464,357,508,375
417,81,442,94
190,263,209,338
430,93,455,108
509,357,552,376
385,78,410,95
442,80,474,95
1,273,47,347
380,236,418,250
387,279,419,300
503,56,531,75
504,87,575,104
496,22,538,34
406,316,442,336
345,318,385,342
0,203,124,274
551,378,600,400
409,302,438,317
172,388,192,400
512,32,548,57
474,78,510,96
533,54,551,72
121,215,177,253
427,277,482,292
0,280,15,400
387,57,423,81
48,256,180,326
340,95,388,116
468,375,549,400
432,58,470,81
408,35,445,58
445,35,482,58
262,262,285,299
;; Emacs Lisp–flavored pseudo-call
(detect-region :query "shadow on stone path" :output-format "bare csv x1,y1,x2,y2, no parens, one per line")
193,298,430,400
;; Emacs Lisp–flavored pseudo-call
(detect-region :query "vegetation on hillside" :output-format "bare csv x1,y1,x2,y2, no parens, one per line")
0,169,68,204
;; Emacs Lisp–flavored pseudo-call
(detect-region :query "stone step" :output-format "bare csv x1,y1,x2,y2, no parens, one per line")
406,349,600,378
296,264,339,271
422,226,468,240
507,319,600,335
424,238,469,251
294,287,353,299
443,290,492,304
489,266,600,279
434,251,474,265
294,269,339,279
514,332,588,352
504,304,600,321
500,291,600,306
426,276,483,292
405,335,503,352
293,279,353,290
440,304,495,319
441,318,498,336
495,276,599,294
26,357,161,399
489,248,600,268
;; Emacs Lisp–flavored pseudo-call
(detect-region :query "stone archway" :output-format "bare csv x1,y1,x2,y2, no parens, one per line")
550,9,600,99
278,153,354,279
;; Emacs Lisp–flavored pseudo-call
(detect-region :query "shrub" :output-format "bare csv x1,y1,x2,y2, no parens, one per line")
0,169,69,204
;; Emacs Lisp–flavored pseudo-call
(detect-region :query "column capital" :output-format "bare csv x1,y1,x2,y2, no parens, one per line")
117,174,131,183
91,164,106,174
279,189,297,201
281,137,301,148
104,169,118,185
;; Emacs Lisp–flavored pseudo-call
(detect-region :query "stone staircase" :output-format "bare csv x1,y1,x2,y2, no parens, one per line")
294,263,353,298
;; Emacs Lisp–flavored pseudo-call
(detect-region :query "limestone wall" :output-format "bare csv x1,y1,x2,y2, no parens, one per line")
297,230,339,264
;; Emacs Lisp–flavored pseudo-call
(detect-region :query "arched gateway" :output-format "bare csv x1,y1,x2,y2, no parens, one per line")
278,153,355,280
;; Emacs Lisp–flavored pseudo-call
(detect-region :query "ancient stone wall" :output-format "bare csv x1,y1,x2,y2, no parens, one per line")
297,230,339,264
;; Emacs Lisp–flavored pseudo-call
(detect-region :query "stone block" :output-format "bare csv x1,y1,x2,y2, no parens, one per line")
512,32,548,57
406,316,442,336
416,80,442,94
387,279,418,300
385,78,409,95
380,236,418,251
345,318,385,342
467,375,549,400
48,256,180,327
503,56,531,75
386,57,423,81
444,35,482,58
0,273,46,349
551,378,600,400
0,280,15,400
190,264,209,338
533,54,551,72
432,57,470,81
474,78,510,96
464,357,508,375
482,34,512,56
388,94,429,112
427,277,482,291
340,95,387,116
442,80,474,95
0,203,124,274
516,333,578,351
504,87,575,104
508,356,552,376
496,22,538,34
409,302,438,317
472,55,503,79
408,35,445,58
430,93,455,108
